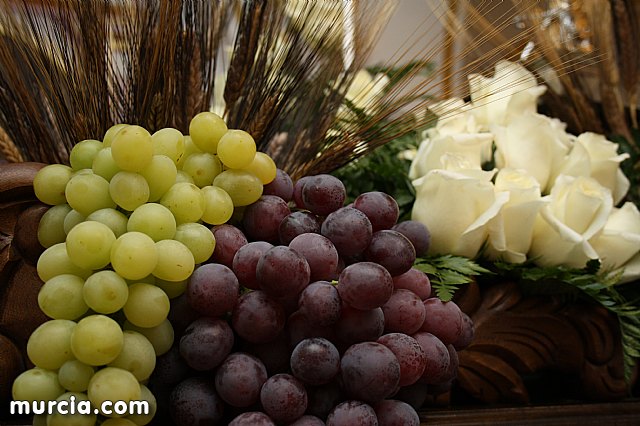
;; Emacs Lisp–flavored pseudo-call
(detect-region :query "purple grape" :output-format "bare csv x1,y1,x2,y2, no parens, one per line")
364,230,416,276
420,298,463,345
392,220,431,257
243,332,290,375
340,342,401,403
335,305,385,345
289,415,325,426
279,211,322,245
337,261,393,310
170,377,224,426
150,345,190,386
382,289,426,335
301,174,346,216
321,207,372,258
453,311,475,350
411,331,451,384
353,191,399,231
442,343,460,383
215,352,268,407
289,233,339,281
232,290,285,343
287,310,336,348
306,381,344,420
394,382,429,410
298,281,341,326
326,400,378,426
260,374,308,424
210,224,248,267
257,245,311,297
263,168,294,201
242,195,291,243
291,337,340,385
392,268,431,300
377,333,427,387
228,412,275,426
179,317,234,371
187,263,239,317
232,241,274,290
373,399,420,426
293,176,312,208
168,293,200,336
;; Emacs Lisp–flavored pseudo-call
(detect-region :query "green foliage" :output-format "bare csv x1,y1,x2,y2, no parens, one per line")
414,255,491,302
611,128,640,209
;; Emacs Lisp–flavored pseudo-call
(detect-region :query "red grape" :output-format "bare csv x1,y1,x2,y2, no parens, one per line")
242,195,291,243
232,241,274,290
289,233,339,281
377,333,427,387
340,342,401,403
301,174,346,216
391,220,431,257
298,281,342,326
321,207,372,258
210,224,248,267
373,399,420,426
232,290,285,343
291,337,340,385
392,268,431,300
257,245,311,297
326,400,378,426
179,317,234,371
170,377,225,426
335,305,384,345
364,230,416,276
279,211,322,245
337,261,393,310
187,263,239,317
228,412,275,426
263,168,294,201
411,331,451,384
289,415,325,425
260,374,308,423
382,289,426,335
293,176,312,208
214,352,268,407
420,298,463,345
353,191,399,231
453,311,475,350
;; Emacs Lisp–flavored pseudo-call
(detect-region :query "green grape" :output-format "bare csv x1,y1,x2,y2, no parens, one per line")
83,270,129,314
58,360,95,392
37,243,92,282
126,274,156,286
38,274,88,320
66,221,116,270
201,185,234,225
87,367,140,418
127,203,176,241
152,239,195,282
217,129,257,169
174,170,195,184
63,209,85,234
123,319,173,356
152,128,185,165
86,208,128,238
12,368,65,403
159,182,204,224
103,124,129,147
110,232,158,280
46,392,97,426
212,169,263,206
33,164,73,205
180,152,222,188
38,204,72,248
70,139,103,171
123,283,170,328
32,414,47,426
109,171,150,211
173,222,215,264
176,135,202,168
70,315,124,366
65,172,116,216
153,278,187,299
27,319,76,370
242,151,277,184
188,111,227,153
111,125,153,172
139,155,177,201
108,331,156,381
102,418,138,426
92,147,120,181
126,384,157,425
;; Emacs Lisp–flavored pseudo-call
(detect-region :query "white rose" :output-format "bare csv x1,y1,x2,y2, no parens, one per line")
487,169,547,263
427,98,481,135
408,132,493,181
492,112,571,192
555,132,630,204
468,60,547,128
529,175,613,268
344,70,389,112
411,168,509,258
589,202,640,281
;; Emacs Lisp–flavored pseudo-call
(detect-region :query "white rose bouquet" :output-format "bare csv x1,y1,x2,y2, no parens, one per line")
409,60,640,283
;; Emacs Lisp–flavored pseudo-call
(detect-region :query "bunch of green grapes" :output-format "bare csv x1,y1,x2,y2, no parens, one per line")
13,112,277,426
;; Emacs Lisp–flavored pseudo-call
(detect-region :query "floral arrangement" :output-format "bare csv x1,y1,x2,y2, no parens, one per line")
409,60,640,284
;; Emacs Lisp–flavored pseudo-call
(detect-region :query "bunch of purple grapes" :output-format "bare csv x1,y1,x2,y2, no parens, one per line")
150,170,475,426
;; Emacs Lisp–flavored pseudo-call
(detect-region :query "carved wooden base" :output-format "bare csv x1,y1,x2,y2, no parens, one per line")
452,280,635,404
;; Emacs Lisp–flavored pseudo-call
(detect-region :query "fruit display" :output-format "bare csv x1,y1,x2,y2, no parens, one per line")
11,112,474,426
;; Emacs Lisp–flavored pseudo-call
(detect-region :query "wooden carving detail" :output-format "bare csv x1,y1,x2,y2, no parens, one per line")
454,280,632,403
0,162,48,406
